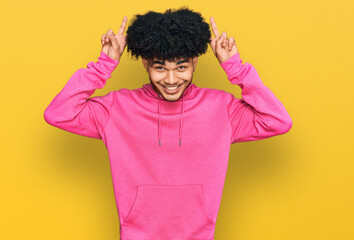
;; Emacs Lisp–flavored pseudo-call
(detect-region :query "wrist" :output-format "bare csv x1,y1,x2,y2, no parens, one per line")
101,51,120,63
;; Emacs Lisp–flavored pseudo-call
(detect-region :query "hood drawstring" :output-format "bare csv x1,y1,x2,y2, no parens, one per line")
158,94,185,147
158,95,162,146
179,95,185,146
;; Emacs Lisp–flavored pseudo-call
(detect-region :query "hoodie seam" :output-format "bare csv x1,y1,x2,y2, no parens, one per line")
266,114,270,131
102,91,115,132
71,80,99,133
71,78,113,138
239,75,259,110
224,92,233,145
241,75,270,130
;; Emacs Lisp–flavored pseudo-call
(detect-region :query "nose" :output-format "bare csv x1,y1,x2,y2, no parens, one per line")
164,71,179,85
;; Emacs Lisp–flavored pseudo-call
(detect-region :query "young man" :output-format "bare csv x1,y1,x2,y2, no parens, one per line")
44,7,292,240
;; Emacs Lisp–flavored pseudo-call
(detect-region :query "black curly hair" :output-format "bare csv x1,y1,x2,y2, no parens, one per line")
126,6,212,62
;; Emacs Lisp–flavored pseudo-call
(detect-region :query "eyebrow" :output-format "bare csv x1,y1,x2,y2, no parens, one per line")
152,59,189,66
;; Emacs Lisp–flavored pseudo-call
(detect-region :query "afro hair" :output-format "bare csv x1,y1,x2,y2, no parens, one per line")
125,6,212,62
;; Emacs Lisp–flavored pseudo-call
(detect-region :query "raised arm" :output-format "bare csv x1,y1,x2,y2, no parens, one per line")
44,17,128,140
43,51,119,139
208,17,292,144
221,52,292,144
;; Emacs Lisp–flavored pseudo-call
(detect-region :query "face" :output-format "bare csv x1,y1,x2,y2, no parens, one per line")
142,56,198,102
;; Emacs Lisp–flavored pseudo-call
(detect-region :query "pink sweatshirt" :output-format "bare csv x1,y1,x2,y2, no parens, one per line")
44,51,292,240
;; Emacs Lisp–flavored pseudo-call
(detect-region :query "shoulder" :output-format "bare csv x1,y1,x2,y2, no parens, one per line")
110,87,137,97
110,87,147,104
196,86,243,108
195,85,228,99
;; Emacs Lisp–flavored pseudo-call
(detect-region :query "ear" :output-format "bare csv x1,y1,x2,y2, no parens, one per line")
142,58,149,71
192,57,198,72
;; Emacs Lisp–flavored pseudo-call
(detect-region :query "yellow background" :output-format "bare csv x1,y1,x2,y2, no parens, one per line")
1,0,353,239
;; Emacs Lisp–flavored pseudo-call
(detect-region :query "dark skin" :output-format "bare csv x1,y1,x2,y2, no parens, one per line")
100,16,239,101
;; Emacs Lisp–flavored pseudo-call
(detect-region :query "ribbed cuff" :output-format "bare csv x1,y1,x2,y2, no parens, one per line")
97,51,120,74
219,52,243,80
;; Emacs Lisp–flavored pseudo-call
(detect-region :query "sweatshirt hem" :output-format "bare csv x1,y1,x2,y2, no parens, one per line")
120,237,215,240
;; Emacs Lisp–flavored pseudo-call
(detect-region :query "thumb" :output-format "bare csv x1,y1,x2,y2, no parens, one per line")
209,37,216,53
215,35,224,53
109,35,119,50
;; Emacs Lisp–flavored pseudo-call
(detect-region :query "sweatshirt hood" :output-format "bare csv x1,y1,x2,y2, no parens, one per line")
142,82,197,147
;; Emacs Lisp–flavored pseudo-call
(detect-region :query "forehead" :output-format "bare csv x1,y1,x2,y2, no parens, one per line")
149,57,191,65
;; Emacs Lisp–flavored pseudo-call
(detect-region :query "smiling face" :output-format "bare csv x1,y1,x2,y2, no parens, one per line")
142,56,198,102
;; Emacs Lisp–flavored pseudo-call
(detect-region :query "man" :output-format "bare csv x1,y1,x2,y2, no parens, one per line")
44,7,292,240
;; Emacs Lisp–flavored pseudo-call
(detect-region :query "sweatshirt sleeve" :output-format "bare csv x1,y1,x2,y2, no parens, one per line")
220,52,292,144
44,51,119,140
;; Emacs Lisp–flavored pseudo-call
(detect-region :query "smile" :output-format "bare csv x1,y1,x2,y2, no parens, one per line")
162,83,184,94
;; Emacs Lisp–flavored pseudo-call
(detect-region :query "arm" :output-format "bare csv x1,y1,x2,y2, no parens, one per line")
43,51,119,139
221,52,292,144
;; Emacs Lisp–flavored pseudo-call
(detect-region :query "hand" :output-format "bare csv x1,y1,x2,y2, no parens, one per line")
101,16,128,62
209,17,239,64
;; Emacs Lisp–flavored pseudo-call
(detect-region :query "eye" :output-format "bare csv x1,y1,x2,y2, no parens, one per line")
156,66,164,70
178,66,186,70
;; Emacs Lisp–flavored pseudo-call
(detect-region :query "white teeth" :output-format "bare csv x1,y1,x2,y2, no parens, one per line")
165,85,179,90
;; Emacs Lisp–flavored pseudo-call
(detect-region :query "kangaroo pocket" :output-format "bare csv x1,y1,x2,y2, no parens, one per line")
121,184,214,240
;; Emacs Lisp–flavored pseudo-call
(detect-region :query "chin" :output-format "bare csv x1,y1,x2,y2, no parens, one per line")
152,81,191,101
161,92,182,102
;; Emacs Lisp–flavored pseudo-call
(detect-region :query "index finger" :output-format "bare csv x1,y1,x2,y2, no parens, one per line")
117,16,128,36
210,17,220,38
